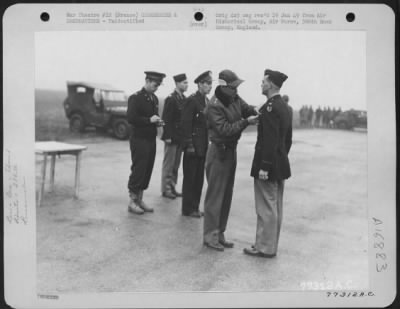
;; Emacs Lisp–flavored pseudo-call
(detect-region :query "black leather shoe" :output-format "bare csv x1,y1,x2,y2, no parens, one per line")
204,242,224,251
162,191,176,199
182,211,200,218
128,204,145,215
243,247,276,258
219,239,234,248
171,187,182,197
189,211,202,218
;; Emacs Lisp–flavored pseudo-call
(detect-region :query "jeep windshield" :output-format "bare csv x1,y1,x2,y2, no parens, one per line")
93,89,127,107
102,91,126,101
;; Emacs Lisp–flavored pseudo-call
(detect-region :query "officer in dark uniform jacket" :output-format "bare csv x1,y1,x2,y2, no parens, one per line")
181,71,213,218
161,73,188,198
244,69,292,258
127,71,166,215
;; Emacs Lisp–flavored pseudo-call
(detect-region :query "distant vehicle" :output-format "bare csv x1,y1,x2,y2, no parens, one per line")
63,81,130,139
334,109,367,130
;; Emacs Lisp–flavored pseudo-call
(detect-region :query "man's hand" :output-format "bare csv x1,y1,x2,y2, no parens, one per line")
247,115,259,125
165,139,172,144
150,115,161,123
259,169,269,180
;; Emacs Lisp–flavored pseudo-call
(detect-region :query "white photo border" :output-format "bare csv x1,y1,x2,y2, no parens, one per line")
3,3,396,308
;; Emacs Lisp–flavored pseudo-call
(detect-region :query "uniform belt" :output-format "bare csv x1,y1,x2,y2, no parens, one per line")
211,141,238,149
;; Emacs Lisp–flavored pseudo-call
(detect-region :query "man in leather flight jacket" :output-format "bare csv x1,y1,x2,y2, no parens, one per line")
203,70,259,251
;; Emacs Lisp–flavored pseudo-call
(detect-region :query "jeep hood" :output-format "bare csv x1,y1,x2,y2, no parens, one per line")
106,106,128,115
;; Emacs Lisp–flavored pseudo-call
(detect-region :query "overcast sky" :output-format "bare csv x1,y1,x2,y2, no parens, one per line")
35,30,366,110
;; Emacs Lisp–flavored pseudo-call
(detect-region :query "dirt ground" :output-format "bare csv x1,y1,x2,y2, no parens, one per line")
36,128,368,293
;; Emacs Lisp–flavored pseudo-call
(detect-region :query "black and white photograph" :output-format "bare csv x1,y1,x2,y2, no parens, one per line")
34,29,369,292
3,3,396,308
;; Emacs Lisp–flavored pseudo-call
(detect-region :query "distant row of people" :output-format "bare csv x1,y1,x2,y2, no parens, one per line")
299,105,342,128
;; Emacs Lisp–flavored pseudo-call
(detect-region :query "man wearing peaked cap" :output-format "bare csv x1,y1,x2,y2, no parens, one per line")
160,73,188,199
144,71,166,83
180,71,213,218
126,71,166,215
244,69,292,258
203,69,259,251
194,70,213,84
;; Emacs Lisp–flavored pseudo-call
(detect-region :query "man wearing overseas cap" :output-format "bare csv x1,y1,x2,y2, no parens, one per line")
244,69,292,258
126,71,166,215
160,74,188,199
203,69,259,251
181,71,213,218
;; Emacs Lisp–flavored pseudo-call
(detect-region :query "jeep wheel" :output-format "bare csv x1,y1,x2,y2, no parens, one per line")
69,114,85,133
112,118,130,140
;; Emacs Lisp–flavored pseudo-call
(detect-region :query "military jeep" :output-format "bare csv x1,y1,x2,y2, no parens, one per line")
63,81,130,139
334,109,367,130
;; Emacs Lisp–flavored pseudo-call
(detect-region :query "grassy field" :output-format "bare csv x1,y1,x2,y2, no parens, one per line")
35,88,301,140
35,89,70,141
35,88,165,141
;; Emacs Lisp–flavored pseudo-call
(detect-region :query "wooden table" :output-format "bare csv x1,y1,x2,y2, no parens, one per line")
35,141,87,206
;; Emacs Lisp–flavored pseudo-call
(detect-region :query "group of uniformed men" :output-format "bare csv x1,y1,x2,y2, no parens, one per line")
126,68,292,258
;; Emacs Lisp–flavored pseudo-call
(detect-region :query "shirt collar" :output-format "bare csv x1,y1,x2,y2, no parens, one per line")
196,90,205,98
174,89,184,99
267,93,281,103
141,87,151,95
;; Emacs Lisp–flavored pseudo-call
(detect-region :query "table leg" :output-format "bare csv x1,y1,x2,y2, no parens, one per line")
38,153,48,207
50,154,56,192
74,152,82,198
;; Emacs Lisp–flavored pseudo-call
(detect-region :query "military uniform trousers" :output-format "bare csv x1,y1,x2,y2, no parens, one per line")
181,152,205,215
203,143,237,244
254,178,285,255
128,136,156,194
161,142,182,193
